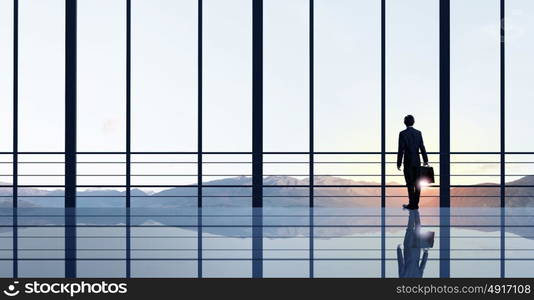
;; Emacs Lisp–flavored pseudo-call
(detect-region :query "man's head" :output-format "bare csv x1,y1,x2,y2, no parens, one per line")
404,115,415,127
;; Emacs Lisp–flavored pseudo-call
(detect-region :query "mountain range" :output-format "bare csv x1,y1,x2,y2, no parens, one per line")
1,175,533,239
1,175,534,208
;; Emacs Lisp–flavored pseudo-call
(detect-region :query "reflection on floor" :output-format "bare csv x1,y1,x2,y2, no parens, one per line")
0,206,533,278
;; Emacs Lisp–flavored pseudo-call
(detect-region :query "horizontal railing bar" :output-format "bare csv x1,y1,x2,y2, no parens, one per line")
0,174,528,176
6,184,534,188
3,185,534,189
0,213,532,218
0,213,529,216
0,258,528,261
0,248,455,250
2,151,534,155
1,161,534,164
0,235,520,239
1,213,533,216
10,195,436,198
4,195,531,198
0,248,525,252
2,224,530,228
0,162,532,165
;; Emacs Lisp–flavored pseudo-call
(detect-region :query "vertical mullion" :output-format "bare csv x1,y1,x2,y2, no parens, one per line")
252,0,263,278
380,0,386,279
13,0,18,279
197,0,203,278
65,0,78,278
309,0,314,279
439,0,451,278
126,0,131,278
500,0,505,279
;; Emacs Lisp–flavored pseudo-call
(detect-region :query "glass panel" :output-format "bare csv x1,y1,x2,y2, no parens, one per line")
78,0,125,152
313,0,382,278
132,0,197,152
202,154,252,277
130,153,198,277
505,154,534,276
18,189,65,278
386,0,439,154
264,0,309,152
451,0,500,152
505,205,534,277
18,0,65,277
506,0,534,276
0,0,13,153
0,4,14,277
451,154,500,186
0,185,13,277
506,0,534,151
18,154,64,188
315,0,380,152
203,0,251,152
263,160,309,276
19,0,64,152
450,0,500,278
386,0,440,278
77,0,126,277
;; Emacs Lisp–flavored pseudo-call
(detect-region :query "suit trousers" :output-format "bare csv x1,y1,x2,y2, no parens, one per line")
403,166,421,207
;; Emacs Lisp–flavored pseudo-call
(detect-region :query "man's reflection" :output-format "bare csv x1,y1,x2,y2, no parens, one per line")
397,210,433,278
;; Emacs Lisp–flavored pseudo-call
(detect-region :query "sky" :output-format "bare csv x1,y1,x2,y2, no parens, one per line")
0,0,534,187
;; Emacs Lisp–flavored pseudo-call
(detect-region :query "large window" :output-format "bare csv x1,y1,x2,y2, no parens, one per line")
2,0,533,278
263,0,310,277
202,0,253,278
77,0,126,277
385,0,440,277
18,0,65,277
505,0,534,278
0,0,14,278
130,0,199,278
450,0,501,278
314,0,381,277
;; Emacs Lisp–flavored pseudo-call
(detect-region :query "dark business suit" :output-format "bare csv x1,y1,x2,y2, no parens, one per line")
397,127,428,208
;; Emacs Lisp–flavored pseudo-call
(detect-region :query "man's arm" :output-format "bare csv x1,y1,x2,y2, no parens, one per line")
397,133,405,170
420,133,429,165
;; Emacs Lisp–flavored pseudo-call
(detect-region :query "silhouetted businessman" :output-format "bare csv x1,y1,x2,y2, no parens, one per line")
397,210,429,278
397,115,428,210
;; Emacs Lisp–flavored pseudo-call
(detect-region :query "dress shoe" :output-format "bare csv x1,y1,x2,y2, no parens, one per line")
402,204,419,210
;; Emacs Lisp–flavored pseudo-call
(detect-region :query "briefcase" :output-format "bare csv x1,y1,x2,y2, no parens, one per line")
419,166,435,184
418,230,435,249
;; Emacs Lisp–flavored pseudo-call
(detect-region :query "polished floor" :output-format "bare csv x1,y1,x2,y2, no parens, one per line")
1,206,532,278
